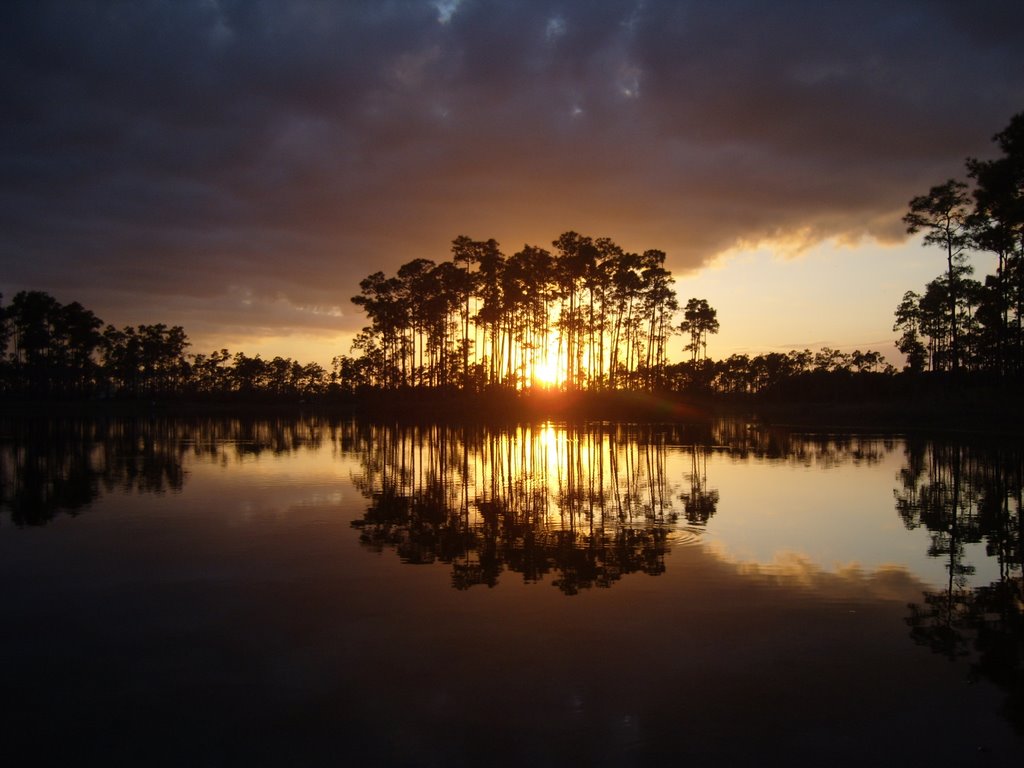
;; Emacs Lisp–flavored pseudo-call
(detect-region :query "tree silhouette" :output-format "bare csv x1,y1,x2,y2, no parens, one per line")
897,112,1024,377
1,291,105,395
0,294,7,346
101,322,189,396
680,298,719,362
347,231,689,393
904,180,973,373
967,112,1024,376
893,290,928,372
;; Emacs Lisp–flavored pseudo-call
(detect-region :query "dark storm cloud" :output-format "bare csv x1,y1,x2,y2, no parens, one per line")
2,0,1022,339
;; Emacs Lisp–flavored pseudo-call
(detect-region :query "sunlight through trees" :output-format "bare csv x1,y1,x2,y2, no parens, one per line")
348,232,681,391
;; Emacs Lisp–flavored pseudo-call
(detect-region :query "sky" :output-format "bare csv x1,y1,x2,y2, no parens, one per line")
2,0,1023,366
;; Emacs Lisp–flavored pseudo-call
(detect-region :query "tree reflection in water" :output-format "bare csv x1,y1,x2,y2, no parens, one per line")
4,411,1022,725
681,445,719,526
0,414,332,526
7,411,1020,720
897,438,1024,729
348,423,716,594
0,413,893,533
347,420,898,595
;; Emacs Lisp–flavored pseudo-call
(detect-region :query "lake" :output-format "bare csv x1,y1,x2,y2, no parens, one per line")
1,414,1021,766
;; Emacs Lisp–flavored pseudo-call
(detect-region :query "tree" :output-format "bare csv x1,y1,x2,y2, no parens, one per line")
9,290,60,369
813,347,848,372
423,260,466,387
101,323,189,396
101,325,139,394
850,349,886,373
351,271,407,388
4,291,104,394
967,112,1024,375
0,293,9,362
472,239,506,387
679,298,719,362
607,249,643,389
138,324,189,394
190,348,232,394
639,250,677,388
552,232,596,390
450,236,476,389
396,258,436,387
893,291,928,372
57,301,103,393
904,180,973,372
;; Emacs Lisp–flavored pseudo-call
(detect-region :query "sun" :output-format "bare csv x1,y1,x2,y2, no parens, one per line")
532,358,559,387
528,335,565,388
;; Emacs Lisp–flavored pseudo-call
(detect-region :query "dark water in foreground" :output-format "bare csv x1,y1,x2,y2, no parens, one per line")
1,415,1022,766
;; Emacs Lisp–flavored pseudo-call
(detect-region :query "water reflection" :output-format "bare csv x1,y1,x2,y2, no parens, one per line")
681,447,718,525
347,422,891,593
3,413,1024,739
0,414,332,525
897,438,1024,729
706,418,895,465
349,424,701,594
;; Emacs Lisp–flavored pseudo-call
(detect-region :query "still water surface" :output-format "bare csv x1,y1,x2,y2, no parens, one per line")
1,415,1021,765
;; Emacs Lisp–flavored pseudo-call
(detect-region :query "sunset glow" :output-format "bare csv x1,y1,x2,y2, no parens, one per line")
4,3,1024,758
531,355,560,387
2,1,1020,367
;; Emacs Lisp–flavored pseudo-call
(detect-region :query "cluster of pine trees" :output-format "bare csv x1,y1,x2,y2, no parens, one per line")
342,231,892,396
895,112,1023,376
345,232,684,391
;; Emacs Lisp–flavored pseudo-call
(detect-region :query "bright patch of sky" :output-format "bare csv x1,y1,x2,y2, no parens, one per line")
675,235,994,364
617,63,641,98
433,0,462,25
545,15,567,42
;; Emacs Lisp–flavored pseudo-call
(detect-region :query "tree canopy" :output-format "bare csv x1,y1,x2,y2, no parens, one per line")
898,111,1024,376
349,232,685,392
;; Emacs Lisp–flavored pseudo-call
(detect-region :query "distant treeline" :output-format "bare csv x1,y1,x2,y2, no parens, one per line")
0,287,899,402
0,290,329,399
895,111,1024,376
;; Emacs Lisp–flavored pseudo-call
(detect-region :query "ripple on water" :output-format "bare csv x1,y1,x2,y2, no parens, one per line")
668,526,707,548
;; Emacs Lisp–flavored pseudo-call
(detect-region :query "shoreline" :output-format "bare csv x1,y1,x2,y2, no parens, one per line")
2,389,1022,437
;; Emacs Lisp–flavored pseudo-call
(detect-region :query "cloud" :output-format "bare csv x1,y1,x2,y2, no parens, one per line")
2,0,1023,347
